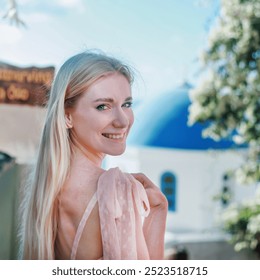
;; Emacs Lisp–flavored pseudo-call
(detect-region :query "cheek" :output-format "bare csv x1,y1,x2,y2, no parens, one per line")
128,110,134,127
73,109,102,130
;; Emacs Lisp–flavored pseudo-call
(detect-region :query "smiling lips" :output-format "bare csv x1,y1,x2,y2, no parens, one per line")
102,133,125,140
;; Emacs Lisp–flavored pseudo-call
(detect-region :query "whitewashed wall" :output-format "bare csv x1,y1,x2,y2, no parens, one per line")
105,146,255,232
0,104,46,163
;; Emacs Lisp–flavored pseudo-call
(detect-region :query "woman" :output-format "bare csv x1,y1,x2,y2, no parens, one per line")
19,51,167,260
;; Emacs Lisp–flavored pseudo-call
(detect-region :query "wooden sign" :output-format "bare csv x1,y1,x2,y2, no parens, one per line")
0,62,55,106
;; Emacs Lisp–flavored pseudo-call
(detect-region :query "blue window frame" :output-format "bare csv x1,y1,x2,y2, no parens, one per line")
160,171,177,212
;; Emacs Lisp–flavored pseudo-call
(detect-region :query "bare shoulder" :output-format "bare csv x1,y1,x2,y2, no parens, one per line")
60,168,102,215
56,167,104,260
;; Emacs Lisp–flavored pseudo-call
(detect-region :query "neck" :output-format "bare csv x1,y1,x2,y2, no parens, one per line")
71,144,105,169
69,132,105,167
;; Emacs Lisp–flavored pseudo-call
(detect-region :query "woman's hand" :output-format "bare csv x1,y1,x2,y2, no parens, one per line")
131,173,168,210
132,173,168,259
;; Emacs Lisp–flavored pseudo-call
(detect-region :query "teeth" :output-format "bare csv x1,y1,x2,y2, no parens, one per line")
103,133,124,139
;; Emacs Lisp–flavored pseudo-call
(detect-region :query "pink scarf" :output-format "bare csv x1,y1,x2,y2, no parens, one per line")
97,168,150,260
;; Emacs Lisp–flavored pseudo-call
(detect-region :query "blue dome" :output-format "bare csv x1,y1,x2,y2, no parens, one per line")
127,83,243,150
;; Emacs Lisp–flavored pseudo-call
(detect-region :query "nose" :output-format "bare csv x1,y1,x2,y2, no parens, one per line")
112,108,129,128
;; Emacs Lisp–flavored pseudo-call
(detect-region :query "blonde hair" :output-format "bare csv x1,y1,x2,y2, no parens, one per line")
19,51,134,259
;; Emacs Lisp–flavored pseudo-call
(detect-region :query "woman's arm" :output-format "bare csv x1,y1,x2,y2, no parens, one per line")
131,173,168,260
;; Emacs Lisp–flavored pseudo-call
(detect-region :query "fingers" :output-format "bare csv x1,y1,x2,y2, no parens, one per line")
132,173,168,209
131,172,146,181
131,173,154,188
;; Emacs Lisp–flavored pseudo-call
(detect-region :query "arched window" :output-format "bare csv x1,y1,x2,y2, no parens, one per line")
160,171,177,212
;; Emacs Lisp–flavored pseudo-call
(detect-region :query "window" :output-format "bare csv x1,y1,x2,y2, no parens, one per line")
160,171,177,212
220,173,232,207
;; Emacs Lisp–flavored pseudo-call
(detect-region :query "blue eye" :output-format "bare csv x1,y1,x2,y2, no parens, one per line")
96,104,108,111
123,102,133,108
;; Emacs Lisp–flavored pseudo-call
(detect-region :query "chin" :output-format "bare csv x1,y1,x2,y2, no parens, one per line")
106,147,126,156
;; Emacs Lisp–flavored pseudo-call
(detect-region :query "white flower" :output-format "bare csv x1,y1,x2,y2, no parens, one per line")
246,71,258,84
219,86,232,96
247,214,260,235
188,102,204,125
250,239,258,250
221,204,240,224
233,135,245,145
234,241,248,252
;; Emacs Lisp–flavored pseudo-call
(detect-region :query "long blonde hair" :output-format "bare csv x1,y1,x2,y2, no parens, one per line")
19,51,133,259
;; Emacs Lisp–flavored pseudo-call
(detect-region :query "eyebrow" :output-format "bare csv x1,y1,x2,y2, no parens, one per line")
93,96,133,103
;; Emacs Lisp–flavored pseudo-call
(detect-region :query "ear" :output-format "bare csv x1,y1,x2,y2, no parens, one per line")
65,113,73,129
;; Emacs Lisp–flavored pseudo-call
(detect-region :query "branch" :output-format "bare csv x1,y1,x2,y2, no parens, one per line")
2,0,26,27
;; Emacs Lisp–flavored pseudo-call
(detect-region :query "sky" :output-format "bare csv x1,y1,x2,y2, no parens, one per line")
0,0,219,100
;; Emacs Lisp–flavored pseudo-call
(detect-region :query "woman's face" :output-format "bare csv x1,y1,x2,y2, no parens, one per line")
68,73,134,160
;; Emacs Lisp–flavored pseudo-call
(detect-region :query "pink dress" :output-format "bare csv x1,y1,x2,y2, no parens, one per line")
70,167,151,260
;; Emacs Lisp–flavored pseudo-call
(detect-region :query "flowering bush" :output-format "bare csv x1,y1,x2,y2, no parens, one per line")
188,0,260,184
221,186,260,256
189,0,260,257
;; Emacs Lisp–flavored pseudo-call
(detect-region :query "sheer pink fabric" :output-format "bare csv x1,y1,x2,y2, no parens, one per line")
71,167,151,260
